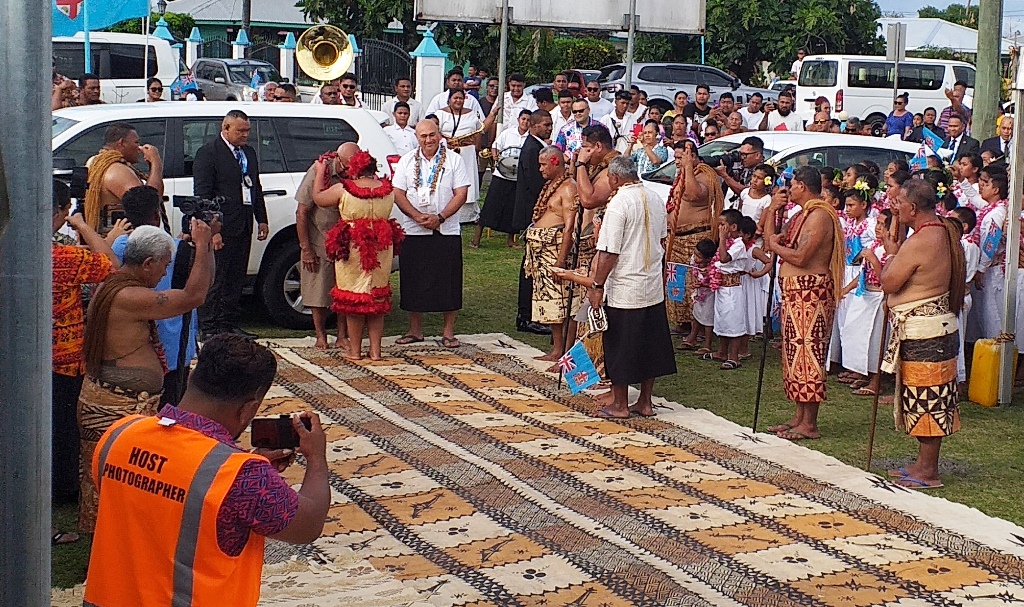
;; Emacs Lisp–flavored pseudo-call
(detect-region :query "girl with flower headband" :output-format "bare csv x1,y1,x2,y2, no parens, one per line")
952,153,985,212
833,174,878,387
314,149,405,361
734,164,775,225
841,208,892,396
947,207,979,395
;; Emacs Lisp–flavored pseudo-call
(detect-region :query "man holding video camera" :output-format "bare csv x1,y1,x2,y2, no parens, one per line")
193,110,269,340
83,334,330,606
714,135,765,202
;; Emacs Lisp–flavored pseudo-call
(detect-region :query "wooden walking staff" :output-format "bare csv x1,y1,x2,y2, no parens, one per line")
557,201,587,389
751,250,779,433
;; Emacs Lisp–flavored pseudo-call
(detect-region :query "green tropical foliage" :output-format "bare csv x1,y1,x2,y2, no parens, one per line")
106,12,196,41
918,4,979,28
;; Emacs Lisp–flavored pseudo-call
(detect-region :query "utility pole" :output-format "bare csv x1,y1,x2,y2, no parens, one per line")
974,0,1003,138
241,0,252,49
0,0,53,603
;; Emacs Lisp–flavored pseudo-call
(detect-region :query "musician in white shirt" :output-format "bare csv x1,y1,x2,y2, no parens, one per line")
425,69,484,116
383,102,418,157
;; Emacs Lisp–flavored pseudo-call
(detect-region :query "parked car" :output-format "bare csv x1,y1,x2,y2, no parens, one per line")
640,131,923,200
524,69,602,97
52,102,399,328
596,62,777,113
796,55,976,137
52,32,183,103
770,79,798,92
189,58,283,101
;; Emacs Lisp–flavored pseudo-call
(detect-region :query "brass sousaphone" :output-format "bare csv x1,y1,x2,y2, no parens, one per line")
296,24,355,82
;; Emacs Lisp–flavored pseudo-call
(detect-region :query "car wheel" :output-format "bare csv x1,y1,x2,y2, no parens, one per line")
259,239,315,330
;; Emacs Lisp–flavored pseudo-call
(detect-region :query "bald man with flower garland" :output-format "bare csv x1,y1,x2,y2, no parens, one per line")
392,120,471,348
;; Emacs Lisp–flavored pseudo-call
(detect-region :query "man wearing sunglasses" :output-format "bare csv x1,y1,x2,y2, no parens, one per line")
807,111,832,133
555,98,597,156
275,83,298,103
338,73,362,107
140,78,165,103
585,82,614,121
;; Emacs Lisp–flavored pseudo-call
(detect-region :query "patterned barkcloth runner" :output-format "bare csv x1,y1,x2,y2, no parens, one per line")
54,334,1024,607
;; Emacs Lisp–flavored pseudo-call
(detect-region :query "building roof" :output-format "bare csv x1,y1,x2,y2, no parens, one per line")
876,17,1015,54
166,0,317,27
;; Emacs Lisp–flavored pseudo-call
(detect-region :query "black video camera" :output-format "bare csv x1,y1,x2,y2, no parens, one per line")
718,150,743,168
173,195,223,234
53,157,88,206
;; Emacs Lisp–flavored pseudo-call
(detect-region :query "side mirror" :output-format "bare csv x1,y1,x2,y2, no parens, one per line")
732,78,740,90
214,77,225,84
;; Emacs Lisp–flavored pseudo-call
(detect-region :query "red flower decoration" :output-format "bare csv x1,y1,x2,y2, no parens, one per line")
330,285,392,316
345,150,377,180
325,222,352,262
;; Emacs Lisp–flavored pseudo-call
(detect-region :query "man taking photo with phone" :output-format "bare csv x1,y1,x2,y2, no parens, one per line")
83,334,330,607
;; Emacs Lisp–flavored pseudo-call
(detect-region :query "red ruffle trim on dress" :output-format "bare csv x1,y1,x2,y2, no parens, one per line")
341,178,394,199
330,285,392,316
325,218,406,269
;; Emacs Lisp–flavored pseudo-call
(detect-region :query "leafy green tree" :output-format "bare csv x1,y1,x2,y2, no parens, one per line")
918,4,979,28
705,0,883,82
106,12,196,41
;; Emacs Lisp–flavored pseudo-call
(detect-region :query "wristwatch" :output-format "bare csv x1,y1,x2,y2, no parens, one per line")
591,282,604,290
437,213,445,223
574,161,586,169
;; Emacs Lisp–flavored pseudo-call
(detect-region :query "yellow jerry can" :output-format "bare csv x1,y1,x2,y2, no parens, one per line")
968,338,1017,407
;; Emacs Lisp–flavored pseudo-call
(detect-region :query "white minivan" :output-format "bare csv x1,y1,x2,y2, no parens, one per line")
796,55,976,136
52,102,398,328
53,32,182,103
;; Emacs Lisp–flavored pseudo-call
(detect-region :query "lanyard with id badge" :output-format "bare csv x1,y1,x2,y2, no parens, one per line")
235,147,253,205
414,147,446,225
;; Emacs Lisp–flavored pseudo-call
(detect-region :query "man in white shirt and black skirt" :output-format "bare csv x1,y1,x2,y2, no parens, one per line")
392,120,471,349
587,156,676,419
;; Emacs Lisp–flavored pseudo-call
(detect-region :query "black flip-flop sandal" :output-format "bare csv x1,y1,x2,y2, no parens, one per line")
395,335,424,345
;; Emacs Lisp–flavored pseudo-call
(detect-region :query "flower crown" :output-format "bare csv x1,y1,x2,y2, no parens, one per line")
936,181,948,198
832,169,843,186
346,150,377,180
852,177,873,196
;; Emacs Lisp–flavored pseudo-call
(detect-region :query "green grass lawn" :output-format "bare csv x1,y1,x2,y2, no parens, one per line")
51,225,1024,588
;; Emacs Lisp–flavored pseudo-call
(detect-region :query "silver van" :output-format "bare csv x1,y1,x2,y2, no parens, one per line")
597,62,777,112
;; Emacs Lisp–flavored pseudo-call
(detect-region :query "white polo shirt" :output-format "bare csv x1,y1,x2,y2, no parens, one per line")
596,182,668,309
383,123,418,157
392,147,471,237
588,97,615,121
600,110,639,154
383,96,424,126
501,92,538,133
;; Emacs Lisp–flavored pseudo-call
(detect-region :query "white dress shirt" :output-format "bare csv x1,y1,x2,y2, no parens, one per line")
392,147,471,237
596,182,668,309
551,109,573,139
588,97,615,121
383,123,418,157
383,96,424,126
425,90,483,116
501,92,538,133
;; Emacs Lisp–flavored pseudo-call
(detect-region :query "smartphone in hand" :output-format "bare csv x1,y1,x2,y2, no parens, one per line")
250,415,312,450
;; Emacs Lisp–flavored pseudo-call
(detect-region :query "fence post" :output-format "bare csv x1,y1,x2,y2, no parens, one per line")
186,27,203,67
411,30,447,105
232,28,249,60
279,32,296,85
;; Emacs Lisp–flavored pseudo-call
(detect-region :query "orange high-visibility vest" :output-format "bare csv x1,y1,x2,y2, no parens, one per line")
84,414,266,607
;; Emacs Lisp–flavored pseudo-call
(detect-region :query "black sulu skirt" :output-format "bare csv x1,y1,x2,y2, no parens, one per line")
478,175,518,233
603,301,677,385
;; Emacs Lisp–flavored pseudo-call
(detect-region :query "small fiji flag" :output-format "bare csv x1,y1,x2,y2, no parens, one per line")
909,144,929,171
666,262,687,303
981,223,1003,259
169,71,196,96
250,69,262,90
921,126,943,153
558,341,600,395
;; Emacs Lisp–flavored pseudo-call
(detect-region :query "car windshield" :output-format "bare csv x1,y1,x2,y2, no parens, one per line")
598,65,625,83
643,140,777,184
52,116,79,139
799,60,838,87
227,64,282,85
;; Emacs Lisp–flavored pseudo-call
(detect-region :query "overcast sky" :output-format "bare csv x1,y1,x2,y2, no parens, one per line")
876,0,1024,34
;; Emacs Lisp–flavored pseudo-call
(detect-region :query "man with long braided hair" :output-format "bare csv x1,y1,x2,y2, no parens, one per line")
881,179,966,490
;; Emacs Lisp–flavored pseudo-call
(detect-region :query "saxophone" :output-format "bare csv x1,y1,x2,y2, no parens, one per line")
445,125,485,151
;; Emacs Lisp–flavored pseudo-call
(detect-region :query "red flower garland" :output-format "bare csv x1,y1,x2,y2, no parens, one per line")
331,285,393,316
324,222,352,262
341,178,394,199
324,217,406,270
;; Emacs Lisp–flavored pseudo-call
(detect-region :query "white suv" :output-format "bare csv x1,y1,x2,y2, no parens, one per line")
52,101,398,328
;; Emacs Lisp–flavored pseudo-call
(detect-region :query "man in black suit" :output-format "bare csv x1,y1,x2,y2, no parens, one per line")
513,110,554,334
193,110,269,339
980,116,1013,166
940,114,980,161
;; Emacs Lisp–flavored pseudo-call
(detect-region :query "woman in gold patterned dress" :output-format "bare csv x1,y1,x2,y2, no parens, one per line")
314,150,404,361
